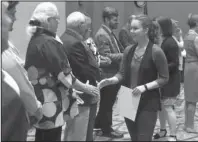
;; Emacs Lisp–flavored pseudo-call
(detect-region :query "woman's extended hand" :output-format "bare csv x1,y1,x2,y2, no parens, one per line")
132,85,146,96
97,78,114,89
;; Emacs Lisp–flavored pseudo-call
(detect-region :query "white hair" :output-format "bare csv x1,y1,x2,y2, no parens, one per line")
66,11,87,28
26,2,59,36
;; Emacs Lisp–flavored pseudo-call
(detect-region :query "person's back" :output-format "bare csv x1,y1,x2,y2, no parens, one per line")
184,30,198,62
2,70,29,141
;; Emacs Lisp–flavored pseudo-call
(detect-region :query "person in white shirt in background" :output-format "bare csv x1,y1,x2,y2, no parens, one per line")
2,1,43,126
172,19,186,82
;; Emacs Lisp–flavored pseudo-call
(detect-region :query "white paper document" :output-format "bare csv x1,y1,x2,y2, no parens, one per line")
117,85,141,121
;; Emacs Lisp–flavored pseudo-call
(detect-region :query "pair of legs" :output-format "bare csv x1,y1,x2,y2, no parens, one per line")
95,84,120,133
35,127,62,141
125,110,158,141
154,98,177,141
64,103,97,141
184,101,197,133
158,103,177,136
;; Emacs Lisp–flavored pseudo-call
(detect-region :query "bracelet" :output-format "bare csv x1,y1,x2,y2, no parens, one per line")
144,84,148,91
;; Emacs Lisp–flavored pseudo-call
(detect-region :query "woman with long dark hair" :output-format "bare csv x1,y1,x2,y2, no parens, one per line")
154,17,180,141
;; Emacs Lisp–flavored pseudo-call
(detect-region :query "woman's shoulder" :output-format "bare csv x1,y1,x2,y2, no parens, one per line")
152,44,164,56
125,44,137,52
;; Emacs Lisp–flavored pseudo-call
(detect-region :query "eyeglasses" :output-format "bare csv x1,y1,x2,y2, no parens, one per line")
50,16,60,23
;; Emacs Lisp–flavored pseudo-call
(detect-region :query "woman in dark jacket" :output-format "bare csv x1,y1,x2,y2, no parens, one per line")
98,14,169,141
154,17,180,141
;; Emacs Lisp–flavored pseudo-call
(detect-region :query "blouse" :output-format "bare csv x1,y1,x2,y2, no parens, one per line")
24,28,78,129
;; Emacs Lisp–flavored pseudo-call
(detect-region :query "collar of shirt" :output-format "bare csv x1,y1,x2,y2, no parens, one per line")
36,27,56,38
66,28,83,41
102,24,113,34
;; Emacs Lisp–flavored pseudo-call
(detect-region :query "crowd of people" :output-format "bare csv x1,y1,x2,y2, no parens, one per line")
1,1,198,141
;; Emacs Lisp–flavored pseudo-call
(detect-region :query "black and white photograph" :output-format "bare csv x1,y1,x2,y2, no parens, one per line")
1,0,198,141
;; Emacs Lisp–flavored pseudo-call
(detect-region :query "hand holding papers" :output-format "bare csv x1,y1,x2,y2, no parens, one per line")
117,86,141,121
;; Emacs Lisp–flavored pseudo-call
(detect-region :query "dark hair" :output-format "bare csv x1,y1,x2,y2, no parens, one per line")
187,13,198,29
102,7,118,22
156,17,173,37
131,14,161,44
7,1,19,11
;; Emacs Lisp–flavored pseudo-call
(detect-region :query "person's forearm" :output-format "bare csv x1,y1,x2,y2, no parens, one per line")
144,77,169,91
72,79,89,93
144,81,159,90
109,76,120,84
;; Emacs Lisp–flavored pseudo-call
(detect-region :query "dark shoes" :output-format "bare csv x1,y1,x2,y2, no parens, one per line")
153,129,167,139
102,129,124,139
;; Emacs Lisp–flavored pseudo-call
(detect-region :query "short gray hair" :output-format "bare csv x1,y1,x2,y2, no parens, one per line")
26,2,59,36
66,11,87,28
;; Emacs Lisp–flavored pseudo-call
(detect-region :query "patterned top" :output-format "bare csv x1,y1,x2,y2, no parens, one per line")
24,28,78,129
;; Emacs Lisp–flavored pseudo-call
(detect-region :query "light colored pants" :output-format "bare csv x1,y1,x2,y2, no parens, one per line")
64,104,97,141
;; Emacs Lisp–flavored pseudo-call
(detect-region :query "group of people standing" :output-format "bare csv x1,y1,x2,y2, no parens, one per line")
1,1,198,141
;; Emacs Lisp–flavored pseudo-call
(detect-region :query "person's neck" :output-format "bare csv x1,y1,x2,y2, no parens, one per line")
104,23,113,32
137,37,149,49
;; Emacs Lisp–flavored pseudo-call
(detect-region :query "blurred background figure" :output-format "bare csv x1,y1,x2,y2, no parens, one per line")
118,14,136,49
172,19,185,82
183,13,198,133
154,17,180,141
94,7,124,138
1,1,30,141
2,1,43,128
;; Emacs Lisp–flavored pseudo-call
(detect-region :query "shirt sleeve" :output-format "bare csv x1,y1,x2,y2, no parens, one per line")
40,39,72,77
152,45,169,87
194,36,198,56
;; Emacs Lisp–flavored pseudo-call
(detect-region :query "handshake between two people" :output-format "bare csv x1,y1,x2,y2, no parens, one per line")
97,77,147,96
72,79,115,104
73,77,147,104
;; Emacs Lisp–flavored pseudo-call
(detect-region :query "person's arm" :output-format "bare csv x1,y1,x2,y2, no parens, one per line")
194,36,198,56
58,72,98,96
94,34,123,64
40,40,99,97
144,45,169,90
2,51,43,121
98,46,131,89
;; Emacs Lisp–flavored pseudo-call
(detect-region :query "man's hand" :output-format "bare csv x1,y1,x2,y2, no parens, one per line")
72,89,84,104
84,80,100,97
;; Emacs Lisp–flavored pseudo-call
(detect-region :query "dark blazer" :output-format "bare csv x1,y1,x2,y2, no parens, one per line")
94,24,124,79
60,29,100,106
160,37,180,98
118,24,136,49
